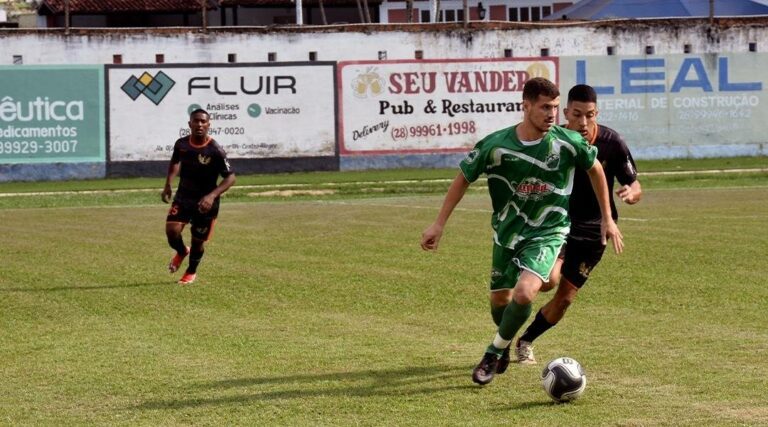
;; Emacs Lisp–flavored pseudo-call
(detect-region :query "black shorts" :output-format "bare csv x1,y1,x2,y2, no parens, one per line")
166,199,220,241
559,237,606,288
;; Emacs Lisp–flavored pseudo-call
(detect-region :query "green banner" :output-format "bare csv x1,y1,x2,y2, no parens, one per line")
0,66,104,164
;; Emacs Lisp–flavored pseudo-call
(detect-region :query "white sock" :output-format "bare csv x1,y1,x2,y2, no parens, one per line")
492,333,512,350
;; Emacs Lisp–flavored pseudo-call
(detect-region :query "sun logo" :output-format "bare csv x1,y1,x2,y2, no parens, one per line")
352,67,385,98
198,154,211,165
526,63,551,80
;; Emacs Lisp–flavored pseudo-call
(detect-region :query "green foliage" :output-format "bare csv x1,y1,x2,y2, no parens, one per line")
0,158,767,425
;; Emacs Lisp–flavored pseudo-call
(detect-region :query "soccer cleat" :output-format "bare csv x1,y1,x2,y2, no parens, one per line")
177,272,197,285
168,246,190,273
515,339,537,365
472,352,499,385
495,345,511,374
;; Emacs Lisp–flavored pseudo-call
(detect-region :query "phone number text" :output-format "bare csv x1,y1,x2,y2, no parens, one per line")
0,140,79,155
391,120,476,141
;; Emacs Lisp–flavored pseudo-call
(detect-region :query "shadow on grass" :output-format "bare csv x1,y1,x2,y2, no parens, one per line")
136,364,477,410
0,281,170,292
507,400,555,410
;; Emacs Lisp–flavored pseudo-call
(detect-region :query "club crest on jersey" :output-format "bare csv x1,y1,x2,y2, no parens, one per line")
515,178,552,200
198,154,211,165
464,149,480,164
545,152,561,169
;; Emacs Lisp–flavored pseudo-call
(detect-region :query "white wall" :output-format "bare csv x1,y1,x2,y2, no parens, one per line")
0,20,765,65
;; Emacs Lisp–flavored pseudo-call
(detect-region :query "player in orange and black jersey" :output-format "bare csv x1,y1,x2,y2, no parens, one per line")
161,109,236,285
514,84,642,364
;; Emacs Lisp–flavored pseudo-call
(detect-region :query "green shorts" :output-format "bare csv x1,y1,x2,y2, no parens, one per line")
489,235,565,291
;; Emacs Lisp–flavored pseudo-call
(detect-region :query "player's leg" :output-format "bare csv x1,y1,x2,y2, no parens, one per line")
166,202,191,273
539,256,563,293
179,206,217,285
472,245,516,385
179,237,205,284
517,239,605,362
472,239,559,385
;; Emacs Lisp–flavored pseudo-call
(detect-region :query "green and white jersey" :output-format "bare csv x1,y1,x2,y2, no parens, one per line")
460,124,597,250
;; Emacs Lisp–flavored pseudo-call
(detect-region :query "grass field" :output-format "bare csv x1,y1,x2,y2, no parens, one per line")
1,158,767,425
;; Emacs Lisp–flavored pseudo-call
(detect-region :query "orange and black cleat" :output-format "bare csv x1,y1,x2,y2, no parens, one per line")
168,247,190,273
178,272,197,285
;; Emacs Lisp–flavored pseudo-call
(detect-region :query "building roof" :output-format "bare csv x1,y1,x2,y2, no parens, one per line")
546,0,768,20
219,0,371,6
37,0,217,15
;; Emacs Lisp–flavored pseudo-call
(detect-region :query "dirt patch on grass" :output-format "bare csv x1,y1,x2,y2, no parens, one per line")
247,189,337,197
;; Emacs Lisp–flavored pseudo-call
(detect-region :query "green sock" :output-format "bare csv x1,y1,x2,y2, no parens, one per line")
491,303,507,326
498,300,532,341
485,343,505,356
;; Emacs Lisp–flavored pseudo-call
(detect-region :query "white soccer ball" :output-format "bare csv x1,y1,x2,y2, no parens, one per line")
541,357,587,403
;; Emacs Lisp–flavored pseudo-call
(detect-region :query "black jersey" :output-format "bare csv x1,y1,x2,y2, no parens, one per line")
170,136,233,203
568,125,638,241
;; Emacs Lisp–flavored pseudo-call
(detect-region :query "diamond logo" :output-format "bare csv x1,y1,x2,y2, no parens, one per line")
121,71,175,105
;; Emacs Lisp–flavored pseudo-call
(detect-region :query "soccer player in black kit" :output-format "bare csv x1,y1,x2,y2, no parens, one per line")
512,85,643,364
161,109,236,285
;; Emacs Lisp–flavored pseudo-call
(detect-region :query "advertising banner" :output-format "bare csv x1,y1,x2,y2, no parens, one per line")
0,66,104,164
559,54,767,154
338,58,558,155
107,63,336,161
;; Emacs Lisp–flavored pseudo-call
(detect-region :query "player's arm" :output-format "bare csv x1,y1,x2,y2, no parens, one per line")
421,172,470,251
198,173,236,213
586,160,624,254
616,180,642,205
161,159,180,203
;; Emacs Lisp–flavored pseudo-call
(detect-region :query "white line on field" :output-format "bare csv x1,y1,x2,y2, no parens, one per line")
1,167,765,198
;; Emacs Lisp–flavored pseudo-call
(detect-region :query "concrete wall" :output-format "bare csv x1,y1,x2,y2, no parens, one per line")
2,19,765,65
0,19,766,181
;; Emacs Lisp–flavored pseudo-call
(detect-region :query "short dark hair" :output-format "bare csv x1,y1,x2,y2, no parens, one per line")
189,108,210,119
522,77,559,102
568,84,598,104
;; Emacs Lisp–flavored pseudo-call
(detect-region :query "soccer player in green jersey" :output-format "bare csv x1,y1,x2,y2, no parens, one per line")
420,77,623,386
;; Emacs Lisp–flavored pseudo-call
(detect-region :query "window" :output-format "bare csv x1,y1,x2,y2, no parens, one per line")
445,9,455,21
420,10,430,22
510,5,553,22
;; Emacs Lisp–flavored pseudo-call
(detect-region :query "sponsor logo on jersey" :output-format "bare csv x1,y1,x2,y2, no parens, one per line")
515,178,552,200
578,262,593,278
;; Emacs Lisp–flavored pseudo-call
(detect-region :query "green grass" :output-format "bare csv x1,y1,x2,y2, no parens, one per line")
1,157,767,425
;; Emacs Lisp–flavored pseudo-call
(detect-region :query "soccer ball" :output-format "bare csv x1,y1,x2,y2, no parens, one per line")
541,357,587,403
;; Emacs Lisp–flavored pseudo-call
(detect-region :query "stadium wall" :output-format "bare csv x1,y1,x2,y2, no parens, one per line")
0,20,766,181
